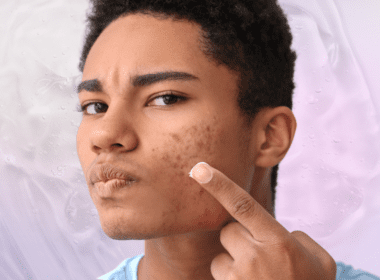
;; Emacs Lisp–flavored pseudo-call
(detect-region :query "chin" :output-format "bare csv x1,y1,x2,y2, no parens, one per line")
99,216,198,241
98,213,166,240
100,220,146,240
102,226,175,241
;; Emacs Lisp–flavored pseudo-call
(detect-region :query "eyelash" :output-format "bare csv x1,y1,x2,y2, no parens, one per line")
77,92,187,115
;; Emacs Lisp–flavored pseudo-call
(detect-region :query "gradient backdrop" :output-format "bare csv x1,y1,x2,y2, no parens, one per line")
1,0,379,279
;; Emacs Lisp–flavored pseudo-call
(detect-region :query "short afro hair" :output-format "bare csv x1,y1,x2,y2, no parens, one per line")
78,0,297,212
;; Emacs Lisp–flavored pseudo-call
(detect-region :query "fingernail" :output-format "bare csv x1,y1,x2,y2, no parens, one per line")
189,162,213,184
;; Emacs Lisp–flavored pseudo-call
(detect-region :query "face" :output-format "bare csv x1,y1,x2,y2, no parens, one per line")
76,13,256,240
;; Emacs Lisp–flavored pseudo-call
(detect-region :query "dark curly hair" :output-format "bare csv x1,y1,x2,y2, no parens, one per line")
78,0,297,213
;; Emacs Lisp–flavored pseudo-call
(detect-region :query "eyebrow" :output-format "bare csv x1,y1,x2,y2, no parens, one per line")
77,71,199,94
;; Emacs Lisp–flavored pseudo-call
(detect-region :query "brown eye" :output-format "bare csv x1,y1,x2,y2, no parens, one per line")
149,93,187,106
79,102,108,115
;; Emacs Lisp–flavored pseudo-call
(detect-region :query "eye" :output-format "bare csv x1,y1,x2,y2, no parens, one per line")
77,92,186,115
148,92,187,107
77,102,108,115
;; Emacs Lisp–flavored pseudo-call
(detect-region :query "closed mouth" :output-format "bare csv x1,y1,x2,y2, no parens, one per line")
90,163,138,185
94,178,135,197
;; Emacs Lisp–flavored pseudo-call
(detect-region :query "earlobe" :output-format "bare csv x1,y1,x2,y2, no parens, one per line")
254,107,297,167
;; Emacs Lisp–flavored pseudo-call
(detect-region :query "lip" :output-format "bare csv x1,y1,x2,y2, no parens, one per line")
94,179,134,198
89,163,138,185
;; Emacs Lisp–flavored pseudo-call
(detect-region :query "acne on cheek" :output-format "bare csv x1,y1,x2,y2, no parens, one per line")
154,122,221,195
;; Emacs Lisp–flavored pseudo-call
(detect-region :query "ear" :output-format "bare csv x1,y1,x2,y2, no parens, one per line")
253,106,297,168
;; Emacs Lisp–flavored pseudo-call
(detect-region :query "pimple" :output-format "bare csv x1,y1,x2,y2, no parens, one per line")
170,133,181,142
196,139,206,150
184,125,198,135
161,153,170,161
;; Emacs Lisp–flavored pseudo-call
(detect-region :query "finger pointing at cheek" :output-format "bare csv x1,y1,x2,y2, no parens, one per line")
189,162,337,280
189,162,289,242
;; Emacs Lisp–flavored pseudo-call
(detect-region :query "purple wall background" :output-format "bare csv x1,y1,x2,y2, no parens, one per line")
0,0,379,279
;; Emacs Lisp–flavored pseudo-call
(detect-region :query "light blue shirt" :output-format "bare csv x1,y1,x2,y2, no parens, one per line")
98,254,380,280
97,254,144,280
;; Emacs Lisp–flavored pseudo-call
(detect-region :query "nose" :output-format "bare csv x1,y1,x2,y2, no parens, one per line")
89,105,138,154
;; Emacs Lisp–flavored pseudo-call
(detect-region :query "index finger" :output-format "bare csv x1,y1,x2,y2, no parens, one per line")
189,162,289,241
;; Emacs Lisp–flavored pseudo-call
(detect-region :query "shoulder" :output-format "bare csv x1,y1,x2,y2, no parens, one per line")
97,254,144,280
336,262,380,280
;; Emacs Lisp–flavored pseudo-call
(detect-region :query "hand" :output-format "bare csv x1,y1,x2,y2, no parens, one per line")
189,162,337,280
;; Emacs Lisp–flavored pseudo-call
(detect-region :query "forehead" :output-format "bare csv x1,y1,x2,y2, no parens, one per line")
83,13,238,87
82,13,240,102
84,13,206,75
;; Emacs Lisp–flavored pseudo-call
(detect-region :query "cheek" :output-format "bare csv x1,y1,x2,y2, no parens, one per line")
76,124,93,175
163,123,219,173
76,126,86,165
149,121,223,206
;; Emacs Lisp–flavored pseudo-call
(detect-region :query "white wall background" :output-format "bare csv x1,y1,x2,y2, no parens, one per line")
0,0,379,279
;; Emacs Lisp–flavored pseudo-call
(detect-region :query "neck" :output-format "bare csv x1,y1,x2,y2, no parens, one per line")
250,166,274,217
139,230,227,280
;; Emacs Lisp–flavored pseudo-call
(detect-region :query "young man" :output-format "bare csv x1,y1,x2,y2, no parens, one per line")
75,0,379,279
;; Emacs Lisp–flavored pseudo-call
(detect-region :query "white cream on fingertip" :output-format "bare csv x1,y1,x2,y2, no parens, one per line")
189,162,213,184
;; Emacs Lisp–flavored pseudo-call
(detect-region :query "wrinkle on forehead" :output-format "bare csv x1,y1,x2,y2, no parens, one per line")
84,13,207,74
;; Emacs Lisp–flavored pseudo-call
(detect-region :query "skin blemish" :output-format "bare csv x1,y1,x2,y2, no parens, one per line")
152,122,219,194
171,133,181,142
161,153,170,162
196,139,205,149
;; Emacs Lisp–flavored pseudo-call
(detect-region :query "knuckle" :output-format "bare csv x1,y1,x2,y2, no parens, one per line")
219,223,232,241
291,230,314,247
232,195,255,217
277,236,293,252
291,230,308,240
266,233,295,255
291,230,336,278
291,230,304,236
